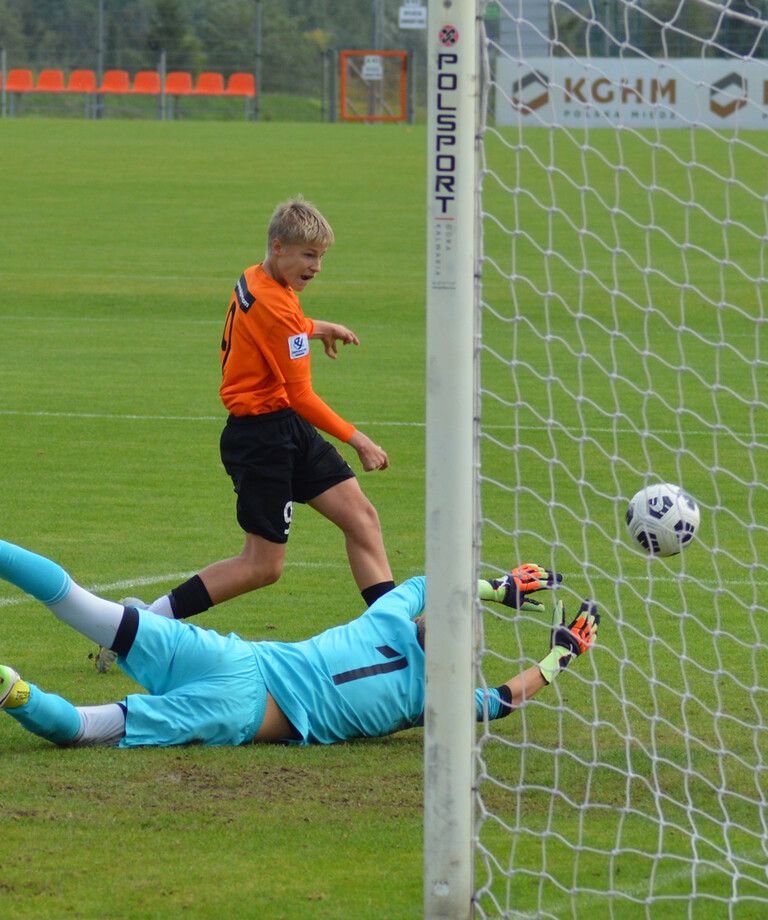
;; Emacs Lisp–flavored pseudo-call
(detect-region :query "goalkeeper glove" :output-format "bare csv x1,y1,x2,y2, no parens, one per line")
480,563,562,613
538,599,600,684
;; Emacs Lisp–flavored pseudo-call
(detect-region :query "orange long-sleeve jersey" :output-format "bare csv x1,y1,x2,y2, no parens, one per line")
220,264,355,443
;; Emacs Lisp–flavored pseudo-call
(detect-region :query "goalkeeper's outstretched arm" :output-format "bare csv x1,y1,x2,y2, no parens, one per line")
477,598,600,721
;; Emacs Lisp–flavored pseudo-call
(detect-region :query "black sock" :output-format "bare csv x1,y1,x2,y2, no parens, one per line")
112,606,140,656
169,575,214,619
361,580,396,607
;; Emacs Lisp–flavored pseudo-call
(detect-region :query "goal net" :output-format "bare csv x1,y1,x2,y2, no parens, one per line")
469,1,768,917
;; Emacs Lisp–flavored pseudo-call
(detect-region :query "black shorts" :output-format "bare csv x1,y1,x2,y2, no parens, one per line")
220,409,355,544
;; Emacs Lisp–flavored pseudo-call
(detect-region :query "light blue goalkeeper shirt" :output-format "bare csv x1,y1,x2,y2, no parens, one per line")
254,577,428,745
253,576,509,745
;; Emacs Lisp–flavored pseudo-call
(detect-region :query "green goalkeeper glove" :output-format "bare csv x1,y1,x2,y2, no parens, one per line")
479,563,562,613
538,599,600,684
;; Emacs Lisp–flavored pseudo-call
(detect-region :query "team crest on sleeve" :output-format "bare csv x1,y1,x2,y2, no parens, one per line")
288,333,310,359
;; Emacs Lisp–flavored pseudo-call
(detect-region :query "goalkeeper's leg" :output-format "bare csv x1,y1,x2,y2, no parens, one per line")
0,665,126,746
0,539,125,649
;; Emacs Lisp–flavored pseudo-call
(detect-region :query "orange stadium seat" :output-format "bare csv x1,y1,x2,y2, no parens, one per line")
6,69,34,92
36,69,65,92
225,73,256,97
194,72,225,95
130,71,161,94
164,71,193,95
5,69,33,93
66,70,97,93
98,70,130,93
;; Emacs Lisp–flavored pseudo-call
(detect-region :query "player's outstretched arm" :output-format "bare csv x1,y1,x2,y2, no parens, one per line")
475,597,599,721
537,599,600,685
479,563,562,614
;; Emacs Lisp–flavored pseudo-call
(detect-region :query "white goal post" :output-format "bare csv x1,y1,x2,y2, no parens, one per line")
424,0,480,917
425,0,768,918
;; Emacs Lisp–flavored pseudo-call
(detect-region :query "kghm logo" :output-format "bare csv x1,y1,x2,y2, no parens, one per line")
710,72,747,118
511,69,549,114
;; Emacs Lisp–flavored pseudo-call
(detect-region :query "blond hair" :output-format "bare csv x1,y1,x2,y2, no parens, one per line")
267,196,335,251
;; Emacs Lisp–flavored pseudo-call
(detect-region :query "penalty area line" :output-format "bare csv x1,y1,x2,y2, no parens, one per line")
0,560,347,609
0,409,424,427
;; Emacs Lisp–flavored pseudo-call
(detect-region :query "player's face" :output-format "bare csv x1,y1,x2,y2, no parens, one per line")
267,241,326,292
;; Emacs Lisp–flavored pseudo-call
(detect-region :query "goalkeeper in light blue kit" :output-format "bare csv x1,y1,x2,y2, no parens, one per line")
0,539,599,748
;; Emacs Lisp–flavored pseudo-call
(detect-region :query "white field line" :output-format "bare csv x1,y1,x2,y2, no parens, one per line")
0,409,424,425
2,408,767,442
0,560,347,609
0,274,403,286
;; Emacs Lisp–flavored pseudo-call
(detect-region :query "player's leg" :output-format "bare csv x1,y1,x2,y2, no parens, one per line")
308,478,394,605
193,534,286,605
148,530,287,619
294,421,394,606
0,664,125,746
118,621,268,747
0,539,125,647
148,414,294,619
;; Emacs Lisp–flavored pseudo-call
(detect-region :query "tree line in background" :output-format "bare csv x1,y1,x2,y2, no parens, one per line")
3,0,761,100
0,0,428,96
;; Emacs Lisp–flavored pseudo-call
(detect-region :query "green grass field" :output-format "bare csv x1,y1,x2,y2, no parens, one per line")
1,117,768,920
0,119,427,919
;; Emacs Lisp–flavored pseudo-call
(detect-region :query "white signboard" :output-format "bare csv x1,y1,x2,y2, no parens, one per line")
399,1,427,30
361,55,384,81
495,57,768,129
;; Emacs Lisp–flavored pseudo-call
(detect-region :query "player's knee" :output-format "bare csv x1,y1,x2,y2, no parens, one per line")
239,536,285,590
244,557,283,590
257,564,282,588
347,498,383,541
360,498,383,532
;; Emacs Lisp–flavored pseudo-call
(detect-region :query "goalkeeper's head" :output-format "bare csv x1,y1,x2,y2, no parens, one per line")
414,616,426,650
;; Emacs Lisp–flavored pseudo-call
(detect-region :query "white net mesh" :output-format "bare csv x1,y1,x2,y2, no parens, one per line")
474,1,768,916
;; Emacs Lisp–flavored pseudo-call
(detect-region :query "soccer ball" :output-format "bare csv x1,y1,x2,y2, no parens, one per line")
625,482,700,557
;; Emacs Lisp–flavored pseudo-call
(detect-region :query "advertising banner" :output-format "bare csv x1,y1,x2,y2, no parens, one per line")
495,56,768,128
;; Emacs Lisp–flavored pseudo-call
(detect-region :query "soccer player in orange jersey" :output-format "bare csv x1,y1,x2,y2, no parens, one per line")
145,197,394,623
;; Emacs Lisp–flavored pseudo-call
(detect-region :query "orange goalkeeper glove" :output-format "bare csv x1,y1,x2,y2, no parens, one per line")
538,599,600,684
480,563,562,613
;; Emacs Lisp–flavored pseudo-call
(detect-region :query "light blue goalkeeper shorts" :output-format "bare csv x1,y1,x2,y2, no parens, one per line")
116,612,267,748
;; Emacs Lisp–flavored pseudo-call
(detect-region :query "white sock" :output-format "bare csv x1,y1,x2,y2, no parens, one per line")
73,704,126,746
149,594,174,619
48,582,125,648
